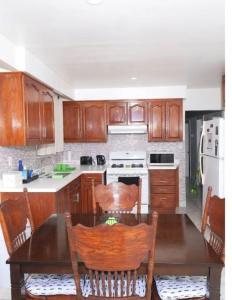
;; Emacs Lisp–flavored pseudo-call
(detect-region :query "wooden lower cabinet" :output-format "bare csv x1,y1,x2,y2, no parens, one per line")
0,192,56,230
149,168,179,213
80,173,103,213
0,173,103,229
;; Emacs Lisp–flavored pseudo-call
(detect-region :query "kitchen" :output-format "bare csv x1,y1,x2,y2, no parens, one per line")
0,0,228,299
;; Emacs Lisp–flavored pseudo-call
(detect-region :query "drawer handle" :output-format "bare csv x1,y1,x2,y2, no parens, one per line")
159,180,168,183
160,197,167,201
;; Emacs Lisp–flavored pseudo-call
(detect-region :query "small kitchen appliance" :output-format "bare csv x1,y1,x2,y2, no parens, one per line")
80,156,93,165
149,153,174,165
96,155,106,165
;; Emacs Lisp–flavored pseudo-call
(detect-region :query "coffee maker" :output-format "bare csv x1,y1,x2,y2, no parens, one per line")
96,155,106,165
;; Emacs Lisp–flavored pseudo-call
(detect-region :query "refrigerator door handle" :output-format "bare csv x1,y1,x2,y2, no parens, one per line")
199,131,204,155
200,155,204,184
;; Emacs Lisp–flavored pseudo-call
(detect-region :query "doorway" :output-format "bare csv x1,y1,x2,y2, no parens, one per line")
185,110,223,212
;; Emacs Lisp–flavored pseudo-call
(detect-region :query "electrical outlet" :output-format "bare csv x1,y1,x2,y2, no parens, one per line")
7,156,13,168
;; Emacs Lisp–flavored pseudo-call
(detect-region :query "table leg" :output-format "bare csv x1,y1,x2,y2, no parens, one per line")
209,265,223,300
10,264,24,300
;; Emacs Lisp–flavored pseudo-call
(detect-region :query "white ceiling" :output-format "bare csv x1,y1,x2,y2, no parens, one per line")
0,0,224,89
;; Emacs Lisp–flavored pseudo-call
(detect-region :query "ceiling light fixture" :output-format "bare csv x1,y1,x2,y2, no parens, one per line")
130,77,137,80
86,0,103,5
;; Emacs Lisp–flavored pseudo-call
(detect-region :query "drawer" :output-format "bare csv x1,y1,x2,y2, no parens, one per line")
151,185,176,194
150,169,176,185
82,173,103,182
151,193,176,209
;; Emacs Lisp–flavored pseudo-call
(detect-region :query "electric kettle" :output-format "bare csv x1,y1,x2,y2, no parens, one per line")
96,155,106,165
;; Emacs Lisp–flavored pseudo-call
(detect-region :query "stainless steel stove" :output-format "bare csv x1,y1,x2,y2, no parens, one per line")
106,151,149,213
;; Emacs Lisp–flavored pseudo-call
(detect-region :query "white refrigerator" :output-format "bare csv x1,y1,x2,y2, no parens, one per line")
199,118,224,213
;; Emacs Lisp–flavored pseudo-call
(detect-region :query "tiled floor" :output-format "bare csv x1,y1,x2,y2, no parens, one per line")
186,186,225,300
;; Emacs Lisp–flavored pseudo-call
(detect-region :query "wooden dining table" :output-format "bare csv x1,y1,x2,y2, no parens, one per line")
7,213,223,300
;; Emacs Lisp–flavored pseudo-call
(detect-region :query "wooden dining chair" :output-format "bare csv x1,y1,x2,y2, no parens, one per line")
0,190,77,300
92,179,142,214
154,186,225,300
65,211,158,300
0,188,34,255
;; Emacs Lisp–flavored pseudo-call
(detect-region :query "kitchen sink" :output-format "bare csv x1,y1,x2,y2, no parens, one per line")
42,172,71,179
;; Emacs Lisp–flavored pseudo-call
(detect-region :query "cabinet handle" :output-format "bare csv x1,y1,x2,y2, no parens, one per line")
160,197,167,201
159,180,168,183
73,193,80,203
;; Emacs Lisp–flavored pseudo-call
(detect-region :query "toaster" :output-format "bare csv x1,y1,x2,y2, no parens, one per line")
80,156,93,165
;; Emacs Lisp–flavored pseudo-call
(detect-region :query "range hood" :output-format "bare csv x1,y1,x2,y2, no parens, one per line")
108,124,148,134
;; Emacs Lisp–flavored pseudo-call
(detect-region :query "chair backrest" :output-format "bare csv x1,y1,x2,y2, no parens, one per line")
0,188,34,255
201,186,225,261
92,180,142,214
65,211,158,300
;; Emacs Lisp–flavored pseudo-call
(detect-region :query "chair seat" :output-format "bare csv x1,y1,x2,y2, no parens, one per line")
25,274,147,297
155,275,208,300
25,274,76,296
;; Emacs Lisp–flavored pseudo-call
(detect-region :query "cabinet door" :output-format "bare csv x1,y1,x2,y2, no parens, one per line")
40,89,55,143
107,102,127,125
24,76,42,144
81,174,102,213
82,102,107,142
148,101,166,141
128,101,147,124
63,101,82,142
68,177,81,213
166,100,183,141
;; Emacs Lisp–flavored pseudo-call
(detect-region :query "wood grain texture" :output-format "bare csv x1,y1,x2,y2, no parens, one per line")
40,88,55,143
7,213,223,300
65,211,158,300
165,99,183,141
24,75,42,144
92,181,141,214
107,101,128,124
128,101,147,124
0,72,25,146
149,168,179,213
81,173,103,213
0,72,55,146
201,186,225,262
82,101,107,142
148,101,166,141
63,101,82,142
0,189,33,255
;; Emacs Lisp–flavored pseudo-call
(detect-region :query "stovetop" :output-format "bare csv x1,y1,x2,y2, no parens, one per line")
107,151,148,175
111,163,144,168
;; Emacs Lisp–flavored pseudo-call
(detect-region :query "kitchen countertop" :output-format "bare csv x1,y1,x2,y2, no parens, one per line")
0,165,106,193
148,161,179,170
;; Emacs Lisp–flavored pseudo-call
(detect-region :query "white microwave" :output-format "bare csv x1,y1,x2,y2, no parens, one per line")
149,153,174,165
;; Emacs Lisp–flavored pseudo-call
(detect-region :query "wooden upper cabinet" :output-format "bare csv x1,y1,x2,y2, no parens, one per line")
128,101,147,124
148,99,183,142
40,88,55,143
0,72,55,146
63,101,82,142
82,102,107,142
148,101,166,141
24,75,42,144
165,100,183,141
107,102,127,125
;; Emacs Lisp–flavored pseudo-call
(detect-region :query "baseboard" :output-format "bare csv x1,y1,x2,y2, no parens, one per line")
0,288,11,300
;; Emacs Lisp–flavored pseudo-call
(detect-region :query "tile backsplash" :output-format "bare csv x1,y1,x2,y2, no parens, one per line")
0,134,185,206
63,134,186,207
0,146,62,173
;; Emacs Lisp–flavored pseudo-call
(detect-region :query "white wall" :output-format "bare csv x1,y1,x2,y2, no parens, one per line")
185,88,222,111
75,86,187,100
0,33,74,99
